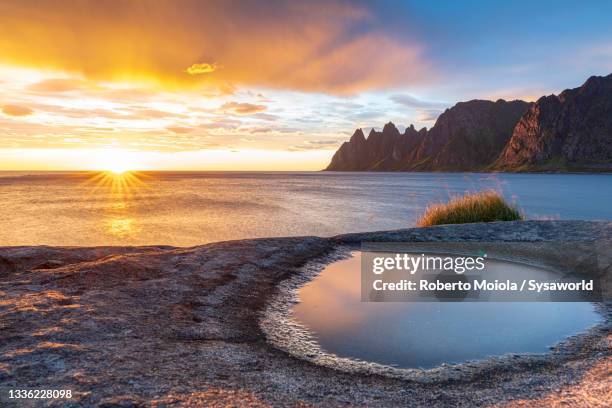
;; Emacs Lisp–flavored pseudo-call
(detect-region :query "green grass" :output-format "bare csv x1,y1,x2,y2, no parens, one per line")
417,190,522,227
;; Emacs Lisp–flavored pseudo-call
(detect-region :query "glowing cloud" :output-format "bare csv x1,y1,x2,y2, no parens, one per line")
185,63,218,75
2,104,34,116
28,78,90,93
0,0,431,93
167,126,194,134
220,102,267,115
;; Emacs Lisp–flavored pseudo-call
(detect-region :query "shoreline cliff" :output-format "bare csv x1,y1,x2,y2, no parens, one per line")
325,74,612,173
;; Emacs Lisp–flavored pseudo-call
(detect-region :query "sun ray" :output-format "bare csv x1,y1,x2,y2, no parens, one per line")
79,170,152,240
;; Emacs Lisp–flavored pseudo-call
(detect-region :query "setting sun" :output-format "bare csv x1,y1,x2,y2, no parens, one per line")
108,165,130,175
90,149,143,174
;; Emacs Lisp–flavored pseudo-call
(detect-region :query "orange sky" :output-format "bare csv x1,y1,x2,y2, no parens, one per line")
0,0,432,171
1,0,609,171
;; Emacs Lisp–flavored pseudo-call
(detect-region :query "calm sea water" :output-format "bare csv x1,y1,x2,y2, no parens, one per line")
0,171,610,246
293,252,602,369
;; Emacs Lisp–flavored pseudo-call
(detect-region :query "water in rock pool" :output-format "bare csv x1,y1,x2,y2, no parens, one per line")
1,171,611,246
292,252,602,369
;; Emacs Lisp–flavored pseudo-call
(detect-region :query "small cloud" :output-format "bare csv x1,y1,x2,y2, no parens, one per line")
390,94,447,109
220,101,267,115
247,127,272,134
200,118,242,129
2,104,34,116
289,140,340,151
185,62,218,75
252,112,279,121
417,109,443,122
348,110,385,121
167,126,194,134
28,78,88,93
131,108,186,119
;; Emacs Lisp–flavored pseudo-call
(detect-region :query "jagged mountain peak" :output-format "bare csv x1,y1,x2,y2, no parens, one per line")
349,128,366,144
325,98,529,171
326,74,611,172
382,122,400,136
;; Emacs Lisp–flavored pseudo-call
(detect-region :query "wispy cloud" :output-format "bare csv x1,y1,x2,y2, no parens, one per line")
389,94,448,126
416,109,443,122
166,126,194,134
2,104,34,116
220,102,267,115
28,78,91,93
390,94,447,109
289,139,342,151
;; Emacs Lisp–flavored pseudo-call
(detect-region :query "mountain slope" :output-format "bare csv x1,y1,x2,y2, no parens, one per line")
325,99,530,171
325,73,612,172
496,73,612,171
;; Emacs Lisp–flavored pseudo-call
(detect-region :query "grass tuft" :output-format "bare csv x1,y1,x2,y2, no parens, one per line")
417,190,522,227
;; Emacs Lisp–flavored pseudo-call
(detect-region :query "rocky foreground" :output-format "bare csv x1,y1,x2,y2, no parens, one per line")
1,221,610,407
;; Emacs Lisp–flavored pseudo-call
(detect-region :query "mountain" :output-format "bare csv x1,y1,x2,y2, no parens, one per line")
496,73,612,171
325,73,612,172
325,99,530,171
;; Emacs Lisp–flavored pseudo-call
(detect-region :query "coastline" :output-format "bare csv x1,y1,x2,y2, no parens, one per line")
321,168,612,174
1,221,610,406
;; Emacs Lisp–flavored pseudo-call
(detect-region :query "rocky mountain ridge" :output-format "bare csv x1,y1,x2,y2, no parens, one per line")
496,73,612,170
325,74,612,172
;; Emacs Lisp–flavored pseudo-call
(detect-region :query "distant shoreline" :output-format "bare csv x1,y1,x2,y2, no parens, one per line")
1,169,611,174
322,168,612,175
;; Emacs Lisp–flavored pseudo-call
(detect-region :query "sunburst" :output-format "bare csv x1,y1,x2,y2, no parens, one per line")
83,170,149,195
82,171,151,239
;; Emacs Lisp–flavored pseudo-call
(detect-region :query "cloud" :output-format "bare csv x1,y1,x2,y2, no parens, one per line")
200,118,243,129
389,94,446,125
417,109,443,122
2,104,34,116
289,139,341,151
185,63,218,75
28,78,90,93
220,102,267,115
390,94,447,109
248,127,272,134
166,126,194,134
252,112,280,121
129,108,187,119
0,0,432,94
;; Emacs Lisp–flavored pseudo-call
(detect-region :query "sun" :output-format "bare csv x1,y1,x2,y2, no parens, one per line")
107,163,130,175
91,148,143,174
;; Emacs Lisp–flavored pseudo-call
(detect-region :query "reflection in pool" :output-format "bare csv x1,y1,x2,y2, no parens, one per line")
292,251,602,369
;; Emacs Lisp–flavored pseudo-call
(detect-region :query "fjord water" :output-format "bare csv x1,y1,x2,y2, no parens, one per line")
0,171,611,246
293,252,602,369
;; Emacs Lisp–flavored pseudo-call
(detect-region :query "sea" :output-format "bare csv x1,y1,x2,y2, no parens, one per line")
0,171,610,246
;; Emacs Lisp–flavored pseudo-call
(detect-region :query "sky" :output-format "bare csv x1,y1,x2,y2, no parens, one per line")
1,0,611,171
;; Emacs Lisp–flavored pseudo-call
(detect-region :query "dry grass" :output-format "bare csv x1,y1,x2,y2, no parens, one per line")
417,190,522,227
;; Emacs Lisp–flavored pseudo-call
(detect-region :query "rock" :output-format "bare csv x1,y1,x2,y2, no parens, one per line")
325,100,529,171
496,73,612,171
325,73,612,172
0,221,610,406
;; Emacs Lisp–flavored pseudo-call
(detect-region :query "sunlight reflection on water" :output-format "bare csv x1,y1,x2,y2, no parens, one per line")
0,171,610,246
